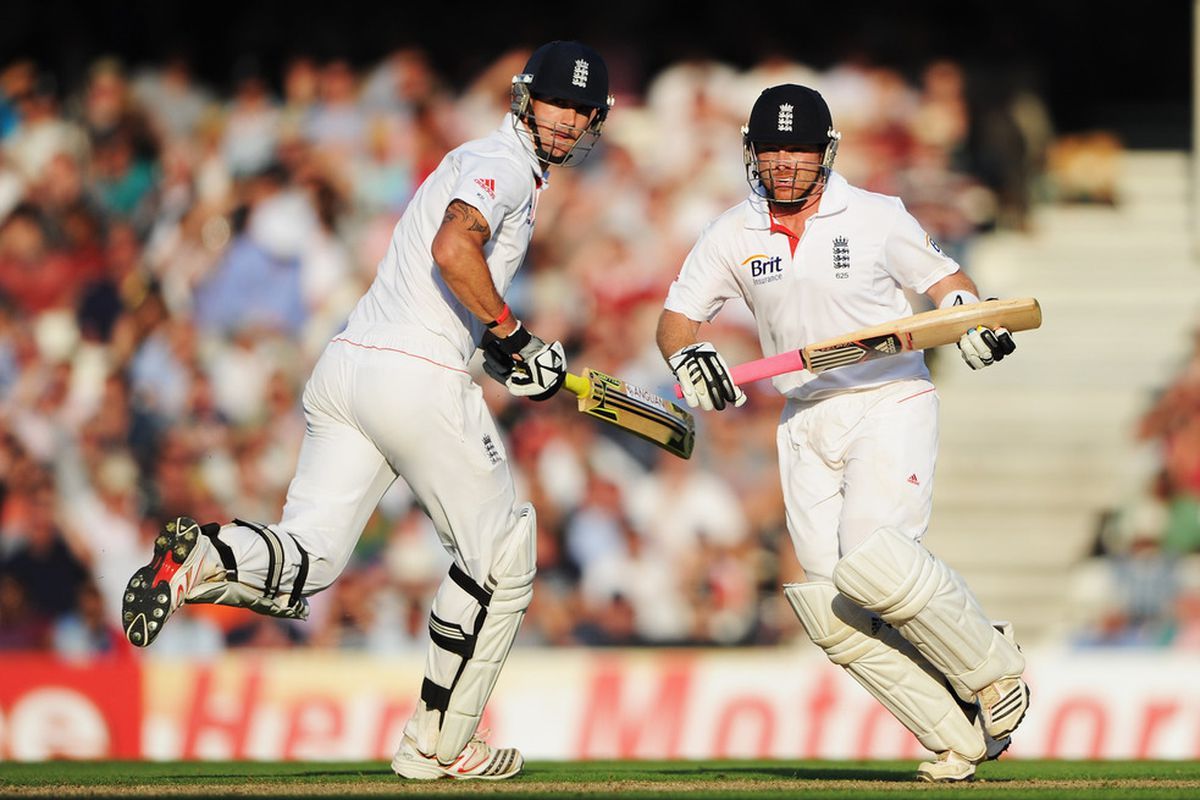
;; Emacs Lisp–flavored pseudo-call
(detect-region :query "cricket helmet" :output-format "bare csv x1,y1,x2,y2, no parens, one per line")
511,40,614,166
742,84,841,203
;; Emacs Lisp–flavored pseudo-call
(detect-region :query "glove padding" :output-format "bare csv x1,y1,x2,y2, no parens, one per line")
668,342,746,411
957,325,1016,370
481,323,566,401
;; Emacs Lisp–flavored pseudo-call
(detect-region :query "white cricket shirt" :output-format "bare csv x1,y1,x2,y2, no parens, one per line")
343,114,547,365
665,172,960,400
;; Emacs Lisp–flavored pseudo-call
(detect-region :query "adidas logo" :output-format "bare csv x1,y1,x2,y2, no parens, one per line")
907,473,920,486
990,685,1026,720
474,178,495,199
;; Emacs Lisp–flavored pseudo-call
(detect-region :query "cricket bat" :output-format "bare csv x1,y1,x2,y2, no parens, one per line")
565,369,695,459
676,297,1041,395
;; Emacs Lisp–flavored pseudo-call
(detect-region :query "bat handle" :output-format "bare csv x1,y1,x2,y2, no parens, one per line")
672,350,807,398
564,372,591,399
731,350,805,384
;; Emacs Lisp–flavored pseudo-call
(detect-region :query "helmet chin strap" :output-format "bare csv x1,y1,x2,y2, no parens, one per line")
511,84,554,165
757,160,828,210
768,184,824,215
519,105,575,166
523,109,553,164
772,169,826,206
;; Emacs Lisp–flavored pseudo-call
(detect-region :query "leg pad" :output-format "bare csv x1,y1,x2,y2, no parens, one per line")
833,528,1024,700
785,581,985,760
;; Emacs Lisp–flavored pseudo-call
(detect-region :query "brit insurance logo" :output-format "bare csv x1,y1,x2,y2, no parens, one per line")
742,253,784,285
833,236,850,279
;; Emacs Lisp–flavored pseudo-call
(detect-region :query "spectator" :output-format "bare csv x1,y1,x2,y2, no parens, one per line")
0,573,49,649
3,71,89,184
53,578,130,658
1,478,88,619
192,167,308,337
221,60,280,178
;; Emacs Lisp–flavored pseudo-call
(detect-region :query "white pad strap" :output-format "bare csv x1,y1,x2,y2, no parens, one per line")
832,528,1024,700
785,582,984,760
183,523,311,619
418,503,537,764
187,580,310,619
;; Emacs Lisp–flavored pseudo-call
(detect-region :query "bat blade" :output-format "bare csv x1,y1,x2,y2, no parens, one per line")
565,369,695,459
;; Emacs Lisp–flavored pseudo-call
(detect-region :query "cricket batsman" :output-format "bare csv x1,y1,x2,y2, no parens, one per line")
121,41,614,780
656,84,1030,782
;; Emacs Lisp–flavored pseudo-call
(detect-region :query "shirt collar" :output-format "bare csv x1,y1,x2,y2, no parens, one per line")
500,113,550,184
743,171,849,230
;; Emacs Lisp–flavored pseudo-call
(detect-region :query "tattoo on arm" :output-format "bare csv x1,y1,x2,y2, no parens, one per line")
444,200,490,236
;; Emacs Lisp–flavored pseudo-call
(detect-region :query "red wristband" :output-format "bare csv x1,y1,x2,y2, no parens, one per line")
486,304,512,329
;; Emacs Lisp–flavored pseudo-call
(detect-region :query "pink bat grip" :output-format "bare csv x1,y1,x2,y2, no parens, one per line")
673,349,806,398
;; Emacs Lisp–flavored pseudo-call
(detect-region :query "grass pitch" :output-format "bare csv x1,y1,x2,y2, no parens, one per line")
1,759,1199,799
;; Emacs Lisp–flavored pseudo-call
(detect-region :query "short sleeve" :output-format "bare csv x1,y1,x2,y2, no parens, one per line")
882,198,961,293
664,225,743,322
449,153,531,234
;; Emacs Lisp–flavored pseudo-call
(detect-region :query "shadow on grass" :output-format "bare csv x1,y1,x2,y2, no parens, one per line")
680,765,912,783
512,762,915,784
152,769,384,783
131,761,924,786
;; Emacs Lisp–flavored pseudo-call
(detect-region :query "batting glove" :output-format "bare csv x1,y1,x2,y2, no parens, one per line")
668,342,746,411
957,325,1016,370
482,323,566,401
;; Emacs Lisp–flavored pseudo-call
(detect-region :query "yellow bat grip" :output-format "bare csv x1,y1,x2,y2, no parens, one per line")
563,372,591,399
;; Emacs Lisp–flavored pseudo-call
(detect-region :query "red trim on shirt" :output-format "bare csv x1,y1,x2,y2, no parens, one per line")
330,338,470,375
897,387,937,404
769,216,801,257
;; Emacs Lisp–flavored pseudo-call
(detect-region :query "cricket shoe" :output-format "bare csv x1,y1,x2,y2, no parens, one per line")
915,726,1008,783
391,731,523,780
982,725,1012,761
916,749,977,783
964,679,1013,760
122,516,218,647
917,703,1012,783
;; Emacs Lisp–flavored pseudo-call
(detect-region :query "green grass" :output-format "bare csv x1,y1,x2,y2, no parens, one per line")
1,759,1199,799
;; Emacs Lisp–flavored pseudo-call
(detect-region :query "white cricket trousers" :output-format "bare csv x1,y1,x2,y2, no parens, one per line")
263,331,521,595
778,379,939,583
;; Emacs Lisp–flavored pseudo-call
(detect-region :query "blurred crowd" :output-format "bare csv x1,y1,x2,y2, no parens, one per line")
1072,335,1200,648
0,47,1045,657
